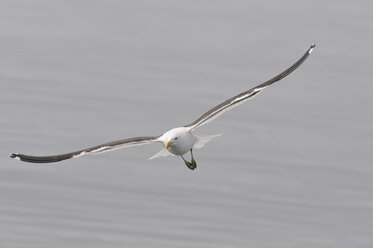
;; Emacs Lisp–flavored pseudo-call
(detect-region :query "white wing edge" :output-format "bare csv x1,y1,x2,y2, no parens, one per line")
185,43,316,131
11,136,160,163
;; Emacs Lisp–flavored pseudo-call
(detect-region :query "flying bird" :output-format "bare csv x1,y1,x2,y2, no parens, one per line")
11,44,315,170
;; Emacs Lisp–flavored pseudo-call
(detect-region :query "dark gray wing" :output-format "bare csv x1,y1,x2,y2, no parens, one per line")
10,136,159,163
185,44,315,130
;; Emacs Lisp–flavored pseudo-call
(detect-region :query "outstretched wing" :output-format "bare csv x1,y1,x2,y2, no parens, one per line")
10,136,160,163
185,44,315,131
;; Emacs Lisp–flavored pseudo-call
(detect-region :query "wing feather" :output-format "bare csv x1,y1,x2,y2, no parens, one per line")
10,136,160,163
185,44,315,130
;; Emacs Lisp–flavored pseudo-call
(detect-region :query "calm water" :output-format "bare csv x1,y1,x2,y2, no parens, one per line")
1,0,373,247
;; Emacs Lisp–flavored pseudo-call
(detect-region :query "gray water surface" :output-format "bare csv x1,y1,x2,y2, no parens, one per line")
1,1,373,247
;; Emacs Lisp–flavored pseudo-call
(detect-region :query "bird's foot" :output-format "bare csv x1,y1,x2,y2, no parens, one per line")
184,160,197,170
191,157,197,169
181,151,197,170
189,149,197,170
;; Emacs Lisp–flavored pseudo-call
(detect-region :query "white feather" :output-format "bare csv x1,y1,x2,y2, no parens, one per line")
148,148,174,160
193,134,222,149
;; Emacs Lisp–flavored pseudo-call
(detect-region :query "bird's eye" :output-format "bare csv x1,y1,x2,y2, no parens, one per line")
174,137,178,140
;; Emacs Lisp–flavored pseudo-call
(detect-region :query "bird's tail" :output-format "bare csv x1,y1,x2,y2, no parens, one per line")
148,148,173,160
193,134,222,150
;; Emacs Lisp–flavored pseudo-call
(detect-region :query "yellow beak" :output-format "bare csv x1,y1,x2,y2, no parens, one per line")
166,140,173,149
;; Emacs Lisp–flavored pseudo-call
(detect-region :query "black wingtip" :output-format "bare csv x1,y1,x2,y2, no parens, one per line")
308,43,316,54
10,153,20,160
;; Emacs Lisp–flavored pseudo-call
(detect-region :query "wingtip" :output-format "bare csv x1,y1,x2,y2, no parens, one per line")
309,43,316,54
10,153,21,161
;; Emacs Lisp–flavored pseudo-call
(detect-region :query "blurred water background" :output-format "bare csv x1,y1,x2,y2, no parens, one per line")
1,0,373,247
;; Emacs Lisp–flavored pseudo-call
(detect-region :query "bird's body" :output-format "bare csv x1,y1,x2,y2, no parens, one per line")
160,127,195,156
11,44,316,170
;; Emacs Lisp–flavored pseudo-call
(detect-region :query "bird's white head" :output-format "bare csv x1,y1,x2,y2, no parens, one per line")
166,136,178,149
161,127,184,149
159,127,195,155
